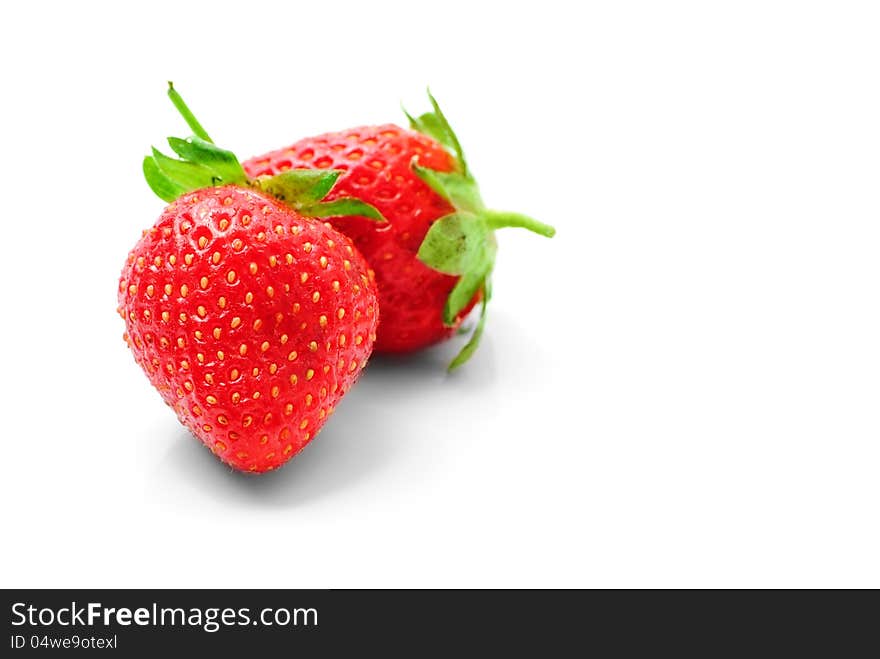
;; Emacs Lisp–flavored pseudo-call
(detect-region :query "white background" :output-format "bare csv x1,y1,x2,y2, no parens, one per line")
1,1,878,588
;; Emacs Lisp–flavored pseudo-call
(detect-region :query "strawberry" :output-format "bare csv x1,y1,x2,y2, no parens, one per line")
119,85,382,472
243,92,555,368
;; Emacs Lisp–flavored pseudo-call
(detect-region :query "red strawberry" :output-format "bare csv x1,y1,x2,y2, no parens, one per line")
120,85,382,472
243,92,555,368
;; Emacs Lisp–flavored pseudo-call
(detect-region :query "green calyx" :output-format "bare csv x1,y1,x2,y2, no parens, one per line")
143,83,386,224
406,90,556,370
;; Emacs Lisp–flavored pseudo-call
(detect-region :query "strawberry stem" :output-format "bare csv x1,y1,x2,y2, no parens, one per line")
167,82,213,143
483,210,556,238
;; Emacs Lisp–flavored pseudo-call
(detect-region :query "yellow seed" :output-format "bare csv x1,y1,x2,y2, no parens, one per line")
260,341,270,352
303,242,313,253
280,334,289,344
269,255,278,267
300,419,309,429
128,284,137,295
328,240,335,249
177,338,186,348
269,363,278,374
197,353,205,363
344,259,351,270
204,373,214,385
271,386,280,398
230,316,241,329
249,262,258,275
285,403,294,415
239,344,248,356
180,284,189,297
200,276,209,289
213,327,221,340
184,381,194,392
266,285,274,298
252,367,259,376
323,364,330,374
290,374,298,385
337,308,345,319
349,360,358,372
197,305,207,317
164,283,173,296
339,334,347,346
218,296,226,309
232,238,243,251
309,341,318,352
283,444,293,455
198,236,208,249
194,330,203,340
206,395,218,405
245,292,254,304
212,251,221,264
219,218,229,231
231,392,241,404
179,313,187,322
312,291,320,303
253,391,261,399
288,350,298,361
226,270,237,284
259,434,269,445
285,253,294,265
161,311,170,323
217,350,225,360
332,280,340,292
203,424,213,432
319,315,327,328
306,369,315,380
217,415,228,425
292,302,301,314
184,253,194,265
305,394,313,406
230,368,240,380
355,335,363,345
243,415,253,427
146,284,155,297
319,256,328,269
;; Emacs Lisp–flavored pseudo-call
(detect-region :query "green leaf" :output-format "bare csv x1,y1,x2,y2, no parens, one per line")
404,89,468,175
417,212,483,275
444,267,487,325
448,281,492,371
167,137,247,185
167,82,213,143
259,169,342,204
412,161,483,213
143,156,186,203
300,198,386,222
151,148,218,190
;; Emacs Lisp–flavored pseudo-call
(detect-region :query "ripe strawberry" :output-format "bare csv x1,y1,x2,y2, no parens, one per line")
119,85,381,472
243,92,555,368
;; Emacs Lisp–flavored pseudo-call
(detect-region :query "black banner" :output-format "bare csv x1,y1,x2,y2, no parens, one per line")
1,589,874,652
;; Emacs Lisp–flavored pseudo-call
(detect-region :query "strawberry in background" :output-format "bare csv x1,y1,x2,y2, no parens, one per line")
244,92,555,369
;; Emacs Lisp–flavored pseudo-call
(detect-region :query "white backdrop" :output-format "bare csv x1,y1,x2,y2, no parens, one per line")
1,0,878,588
